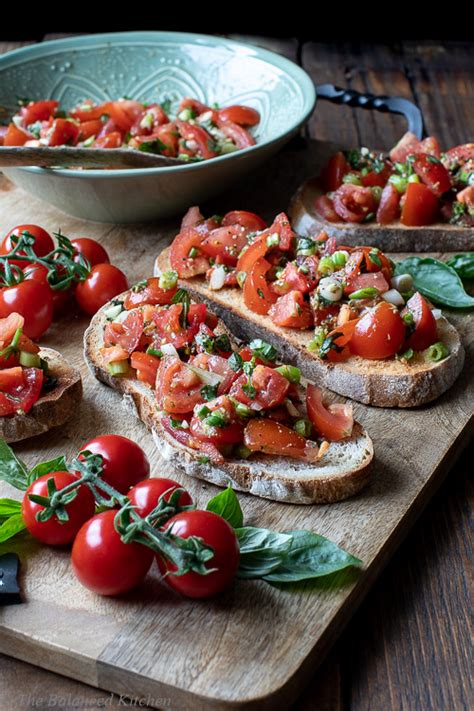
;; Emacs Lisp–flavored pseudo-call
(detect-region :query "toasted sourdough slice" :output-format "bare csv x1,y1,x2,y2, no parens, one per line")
84,297,374,504
0,348,82,443
288,177,473,252
155,250,465,408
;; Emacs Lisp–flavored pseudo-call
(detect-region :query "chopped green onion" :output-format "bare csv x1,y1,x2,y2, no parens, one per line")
396,348,414,361
236,271,247,288
146,347,163,358
188,247,199,259
177,108,196,121
234,402,253,418
371,186,382,202
332,250,349,268
235,444,252,459
318,256,334,275
19,351,41,368
349,287,380,299
402,312,415,327
198,405,212,419
388,175,408,193
159,270,178,290
426,342,449,362
200,384,218,401
228,352,243,372
408,173,421,184
266,233,280,248
342,173,362,186
104,303,124,321
294,418,312,437
275,364,301,384
107,360,129,377
204,412,227,428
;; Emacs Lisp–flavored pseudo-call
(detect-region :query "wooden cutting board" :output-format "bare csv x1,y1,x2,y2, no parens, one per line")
0,148,473,710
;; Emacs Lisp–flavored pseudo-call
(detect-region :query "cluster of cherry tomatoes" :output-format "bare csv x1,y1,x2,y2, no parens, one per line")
21,434,239,599
0,224,128,339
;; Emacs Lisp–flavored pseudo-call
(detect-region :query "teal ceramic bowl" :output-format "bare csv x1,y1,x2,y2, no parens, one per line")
0,32,316,223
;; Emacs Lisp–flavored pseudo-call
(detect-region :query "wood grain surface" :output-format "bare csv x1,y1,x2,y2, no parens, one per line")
0,36,472,711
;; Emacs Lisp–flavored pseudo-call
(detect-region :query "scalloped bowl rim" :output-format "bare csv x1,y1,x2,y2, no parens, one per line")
0,31,316,178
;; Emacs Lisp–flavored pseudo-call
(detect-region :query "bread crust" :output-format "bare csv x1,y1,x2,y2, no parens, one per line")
155,250,465,408
0,348,82,443
84,296,374,504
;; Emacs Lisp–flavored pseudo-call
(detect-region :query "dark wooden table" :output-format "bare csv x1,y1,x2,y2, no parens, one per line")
0,36,472,710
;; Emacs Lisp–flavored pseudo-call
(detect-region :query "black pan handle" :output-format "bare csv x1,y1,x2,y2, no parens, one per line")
315,83,425,139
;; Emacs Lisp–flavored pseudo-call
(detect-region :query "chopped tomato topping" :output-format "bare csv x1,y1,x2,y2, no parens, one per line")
269,291,313,329
306,384,353,441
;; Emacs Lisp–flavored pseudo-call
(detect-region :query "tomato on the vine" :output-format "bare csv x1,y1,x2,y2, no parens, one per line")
79,434,150,495
22,471,96,546
0,280,53,339
1,224,54,266
72,510,154,595
158,510,240,599
71,238,110,267
75,263,128,315
128,478,193,516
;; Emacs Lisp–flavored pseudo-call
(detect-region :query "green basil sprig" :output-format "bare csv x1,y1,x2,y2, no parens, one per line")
394,257,474,309
446,253,474,280
207,487,362,584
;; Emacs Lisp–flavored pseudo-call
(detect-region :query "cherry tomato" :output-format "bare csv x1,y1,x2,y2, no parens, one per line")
345,272,390,295
271,262,313,296
319,152,350,192
104,310,144,355
21,100,59,126
71,238,110,267
0,367,43,416
77,119,104,141
79,434,150,495
332,184,378,223
323,320,359,363
360,162,392,188
376,184,401,224
218,106,260,126
128,478,193,516
75,264,128,316
314,195,341,222
94,132,122,148
47,118,80,146
2,123,32,146
124,277,177,309
412,154,452,197
222,210,266,231
0,280,53,340
169,227,209,278
243,419,319,462
72,511,154,595
69,101,111,122
236,233,269,273
22,471,95,546
1,224,54,266
156,355,204,414
350,302,406,359
151,302,206,349
130,351,161,387
158,510,240,599
403,292,438,351
243,258,277,315
229,365,289,409
269,290,313,329
201,225,249,266
190,395,244,445
216,116,255,149
176,120,217,159
107,100,143,132
400,182,439,226
306,384,353,441
389,132,422,162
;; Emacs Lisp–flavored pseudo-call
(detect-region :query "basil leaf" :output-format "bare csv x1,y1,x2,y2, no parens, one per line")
0,439,29,491
206,486,243,529
0,514,26,543
28,456,67,484
236,527,293,579
263,530,362,583
394,257,474,309
0,498,22,518
446,253,474,280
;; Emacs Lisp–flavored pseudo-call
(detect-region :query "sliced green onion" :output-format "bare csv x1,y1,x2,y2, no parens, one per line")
235,444,252,459
204,412,227,428
188,247,199,259
349,287,380,299
343,173,362,186
159,270,178,290
397,348,414,361
426,342,449,362
201,384,218,401
266,233,280,248
388,175,408,193
318,256,334,275
107,360,129,377
146,347,163,358
177,108,195,121
294,418,312,437
198,405,211,419
402,312,415,327
19,351,41,368
104,303,124,321
332,250,349,268
228,352,244,372
275,364,301,384
408,173,421,184
249,338,277,363
234,401,253,418
237,271,247,288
